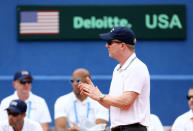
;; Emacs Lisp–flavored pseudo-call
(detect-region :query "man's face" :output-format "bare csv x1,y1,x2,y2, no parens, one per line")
13,78,32,96
7,110,25,127
188,89,193,110
105,39,123,58
71,73,87,97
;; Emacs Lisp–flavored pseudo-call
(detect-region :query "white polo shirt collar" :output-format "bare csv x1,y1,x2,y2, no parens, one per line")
72,92,89,105
116,53,137,71
13,91,33,103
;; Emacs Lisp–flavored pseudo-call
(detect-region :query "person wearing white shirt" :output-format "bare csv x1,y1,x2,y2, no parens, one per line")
79,27,150,131
148,114,164,131
0,69,51,131
54,68,109,131
171,87,193,131
0,99,42,131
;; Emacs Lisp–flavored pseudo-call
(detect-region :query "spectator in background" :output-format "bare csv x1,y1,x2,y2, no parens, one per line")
148,114,164,131
0,99,42,131
54,68,109,131
171,87,193,130
0,69,51,131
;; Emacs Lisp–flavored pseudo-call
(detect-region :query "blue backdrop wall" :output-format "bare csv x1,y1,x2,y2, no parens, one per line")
0,0,193,127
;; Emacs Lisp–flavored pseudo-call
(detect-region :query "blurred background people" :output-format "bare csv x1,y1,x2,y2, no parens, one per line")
171,87,193,130
0,69,51,131
0,99,43,131
54,68,109,131
148,114,164,131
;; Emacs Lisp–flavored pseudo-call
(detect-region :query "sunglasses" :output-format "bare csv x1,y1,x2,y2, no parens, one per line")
70,78,80,83
19,80,32,85
7,111,20,117
186,95,193,100
107,40,123,45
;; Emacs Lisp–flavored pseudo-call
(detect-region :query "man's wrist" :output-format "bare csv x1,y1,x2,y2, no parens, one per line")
99,93,106,101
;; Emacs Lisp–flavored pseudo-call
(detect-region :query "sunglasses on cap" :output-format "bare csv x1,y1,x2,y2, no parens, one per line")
70,78,80,83
186,95,193,100
107,40,123,45
19,80,32,85
7,110,20,117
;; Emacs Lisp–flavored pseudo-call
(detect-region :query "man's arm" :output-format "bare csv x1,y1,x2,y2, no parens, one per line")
96,119,108,125
96,118,108,131
99,91,138,110
55,117,67,131
39,99,52,131
40,123,50,131
97,101,111,109
79,77,138,110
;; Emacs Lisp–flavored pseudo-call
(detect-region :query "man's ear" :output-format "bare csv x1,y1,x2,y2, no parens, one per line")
23,113,26,117
121,43,127,49
12,81,17,90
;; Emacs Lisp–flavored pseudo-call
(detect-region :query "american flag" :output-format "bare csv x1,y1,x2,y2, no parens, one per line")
20,10,59,35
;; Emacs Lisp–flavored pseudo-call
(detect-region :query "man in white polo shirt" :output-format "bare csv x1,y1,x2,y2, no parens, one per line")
171,87,193,130
0,99,43,131
54,68,109,131
0,69,51,131
79,27,150,131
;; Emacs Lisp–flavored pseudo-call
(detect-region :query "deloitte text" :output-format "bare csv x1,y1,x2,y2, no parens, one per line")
73,16,132,29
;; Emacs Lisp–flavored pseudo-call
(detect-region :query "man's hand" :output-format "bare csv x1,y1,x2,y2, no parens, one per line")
67,123,80,131
78,77,102,101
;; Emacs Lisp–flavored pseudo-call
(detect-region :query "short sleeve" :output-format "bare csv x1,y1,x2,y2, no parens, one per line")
171,115,188,131
0,99,10,122
123,64,147,94
25,119,43,131
54,97,68,119
149,114,164,131
94,101,109,121
38,99,52,123
33,122,43,131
